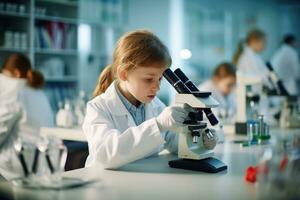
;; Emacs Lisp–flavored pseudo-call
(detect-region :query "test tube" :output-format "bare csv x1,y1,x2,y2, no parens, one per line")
258,115,264,136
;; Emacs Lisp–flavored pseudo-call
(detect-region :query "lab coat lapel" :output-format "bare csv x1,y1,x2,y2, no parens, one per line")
145,98,161,120
104,81,136,131
105,82,162,130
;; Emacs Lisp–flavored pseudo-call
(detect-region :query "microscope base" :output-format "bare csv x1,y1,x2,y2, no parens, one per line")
169,157,227,173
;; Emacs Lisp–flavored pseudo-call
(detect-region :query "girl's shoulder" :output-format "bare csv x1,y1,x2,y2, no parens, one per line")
87,94,107,110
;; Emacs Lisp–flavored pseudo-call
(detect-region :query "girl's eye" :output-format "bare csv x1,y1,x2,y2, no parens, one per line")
144,78,153,82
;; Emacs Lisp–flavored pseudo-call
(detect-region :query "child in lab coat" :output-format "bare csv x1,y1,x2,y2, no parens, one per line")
83,30,191,169
271,34,300,95
233,29,271,88
0,53,54,136
198,62,236,122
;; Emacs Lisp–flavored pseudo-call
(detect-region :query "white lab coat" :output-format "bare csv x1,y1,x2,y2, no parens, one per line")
0,74,55,180
83,81,178,169
198,80,236,122
237,46,271,88
0,99,23,180
0,74,54,135
271,44,300,95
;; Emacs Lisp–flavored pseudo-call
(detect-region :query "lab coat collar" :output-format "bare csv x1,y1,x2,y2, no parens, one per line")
245,46,256,56
104,81,160,117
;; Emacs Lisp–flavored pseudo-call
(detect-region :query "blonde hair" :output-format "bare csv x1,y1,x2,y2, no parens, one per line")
232,29,266,65
93,30,171,98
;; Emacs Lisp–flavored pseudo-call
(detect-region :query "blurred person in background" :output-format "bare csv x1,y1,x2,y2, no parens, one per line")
233,29,271,88
271,34,300,95
0,100,23,180
198,62,236,122
0,53,54,136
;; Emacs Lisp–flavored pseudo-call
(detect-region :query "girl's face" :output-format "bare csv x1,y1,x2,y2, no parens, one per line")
119,63,167,106
251,38,266,53
215,76,236,96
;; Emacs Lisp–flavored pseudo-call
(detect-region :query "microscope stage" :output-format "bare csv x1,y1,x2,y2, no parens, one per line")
169,157,227,173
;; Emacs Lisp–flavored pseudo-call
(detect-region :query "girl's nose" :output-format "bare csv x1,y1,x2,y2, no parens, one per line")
152,80,160,91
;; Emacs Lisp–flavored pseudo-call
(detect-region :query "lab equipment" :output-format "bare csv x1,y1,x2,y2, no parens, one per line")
257,115,270,143
56,100,75,128
12,136,69,188
255,133,300,199
247,119,258,142
163,68,227,173
75,90,87,126
243,114,270,147
280,96,300,128
265,62,289,96
235,72,262,134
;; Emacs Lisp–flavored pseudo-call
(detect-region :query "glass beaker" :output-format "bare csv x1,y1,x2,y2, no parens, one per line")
247,120,258,142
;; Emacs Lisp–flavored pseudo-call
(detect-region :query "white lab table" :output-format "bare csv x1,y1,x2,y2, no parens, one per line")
0,139,262,200
3,127,295,200
40,127,87,142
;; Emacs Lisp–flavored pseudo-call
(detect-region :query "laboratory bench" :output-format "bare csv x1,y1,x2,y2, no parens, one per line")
0,127,297,200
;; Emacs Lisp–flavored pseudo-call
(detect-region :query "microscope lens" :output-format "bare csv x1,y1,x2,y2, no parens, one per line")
174,68,198,92
163,69,190,93
173,68,219,126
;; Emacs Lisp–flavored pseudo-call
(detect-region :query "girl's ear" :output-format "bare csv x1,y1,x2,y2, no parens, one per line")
118,69,128,81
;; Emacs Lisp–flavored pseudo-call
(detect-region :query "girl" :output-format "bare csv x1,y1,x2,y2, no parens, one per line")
198,62,236,122
232,29,271,87
0,53,54,134
0,54,54,180
83,30,190,169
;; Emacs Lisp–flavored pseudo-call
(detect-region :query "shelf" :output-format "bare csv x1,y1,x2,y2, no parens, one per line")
35,15,78,24
35,48,78,56
35,15,121,29
0,11,30,18
78,20,122,29
36,0,79,7
46,76,77,82
0,47,29,53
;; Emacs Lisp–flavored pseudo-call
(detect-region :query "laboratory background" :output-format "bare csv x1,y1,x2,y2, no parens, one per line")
0,0,300,199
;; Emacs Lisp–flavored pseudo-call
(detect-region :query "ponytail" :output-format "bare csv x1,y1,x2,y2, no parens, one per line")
232,29,266,65
232,40,244,65
93,64,114,98
26,69,45,89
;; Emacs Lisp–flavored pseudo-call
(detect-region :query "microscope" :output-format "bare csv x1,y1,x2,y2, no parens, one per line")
265,62,300,129
235,72,262,134
163,68,227,173
280,96,300,128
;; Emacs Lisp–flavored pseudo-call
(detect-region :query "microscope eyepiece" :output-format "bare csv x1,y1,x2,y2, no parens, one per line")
163,69,191,93
174,68,198,92
173,68,219,126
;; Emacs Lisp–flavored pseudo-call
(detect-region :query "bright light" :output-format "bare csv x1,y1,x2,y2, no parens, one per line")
78,24,91,52
180,49,192,59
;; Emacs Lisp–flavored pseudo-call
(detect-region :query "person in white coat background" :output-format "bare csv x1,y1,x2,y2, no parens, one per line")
233,29,271,88
83,30,193,169
0,53,54,137
198,62,236,122
0,100,23,180
271,34,300,95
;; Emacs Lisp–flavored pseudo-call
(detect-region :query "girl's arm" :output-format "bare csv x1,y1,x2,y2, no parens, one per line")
83,102,164,169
